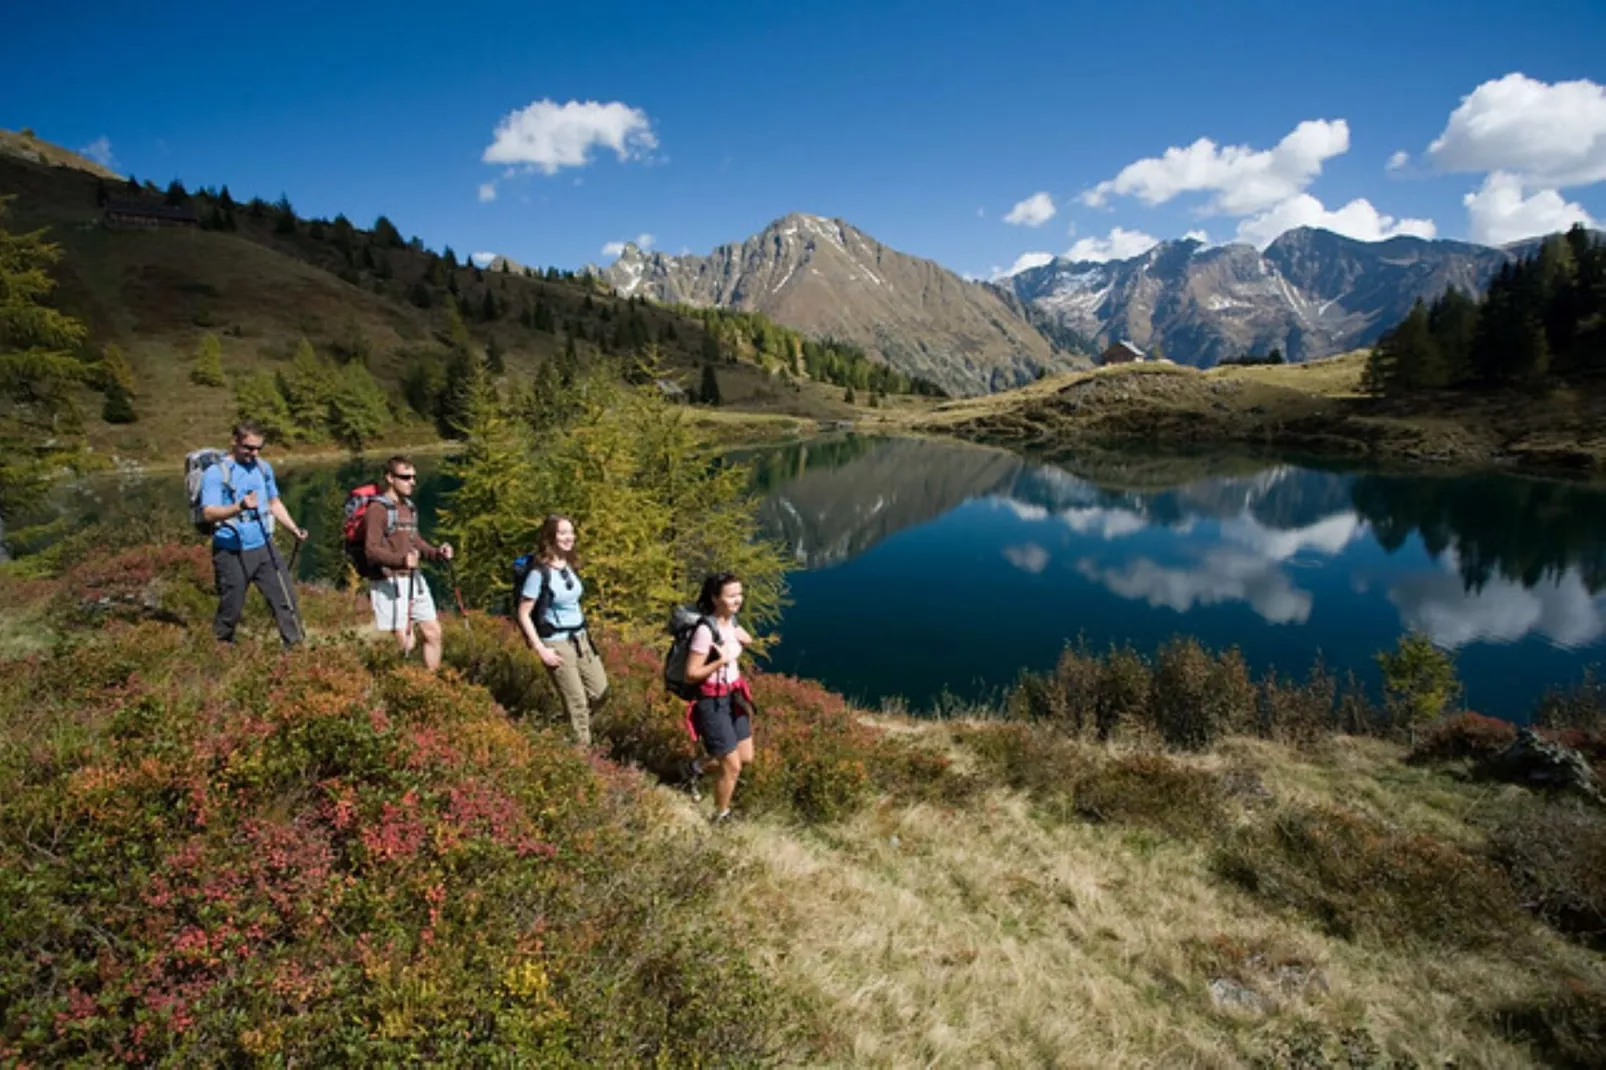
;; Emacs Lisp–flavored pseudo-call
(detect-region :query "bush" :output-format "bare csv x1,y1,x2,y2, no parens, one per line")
1535,668,1606,733
1493,978,1606,1070
1213,804,1523,947
1377,632,1460,733
1486,800,1606,949
1149,638,1253,749
1095,645,1150,741
1256,661,1337,745
1406,711,1517,765
1073,753,1225,839
1052,642,1101,737
0,601,784,1064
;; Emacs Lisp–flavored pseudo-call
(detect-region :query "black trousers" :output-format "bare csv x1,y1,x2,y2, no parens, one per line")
212,545,301,645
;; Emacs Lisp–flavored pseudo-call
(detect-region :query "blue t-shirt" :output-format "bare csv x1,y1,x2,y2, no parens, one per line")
521,563,584,633
200,458,278,551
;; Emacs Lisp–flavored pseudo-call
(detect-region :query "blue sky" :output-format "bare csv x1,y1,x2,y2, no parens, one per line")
5,0,1604,277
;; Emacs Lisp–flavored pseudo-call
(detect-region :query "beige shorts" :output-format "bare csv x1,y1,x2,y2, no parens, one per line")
369,573,437,631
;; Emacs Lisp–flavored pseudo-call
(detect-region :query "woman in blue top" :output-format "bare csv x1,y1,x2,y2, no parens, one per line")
516,514,608,745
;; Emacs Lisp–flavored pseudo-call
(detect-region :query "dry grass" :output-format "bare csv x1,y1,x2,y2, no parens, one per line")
710,720,1606,1068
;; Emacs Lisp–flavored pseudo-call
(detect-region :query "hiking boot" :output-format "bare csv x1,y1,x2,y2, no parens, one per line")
679,759,703,802
710,808,733,827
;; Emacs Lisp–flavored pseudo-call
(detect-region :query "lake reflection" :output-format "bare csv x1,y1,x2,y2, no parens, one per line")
746,437,1606,721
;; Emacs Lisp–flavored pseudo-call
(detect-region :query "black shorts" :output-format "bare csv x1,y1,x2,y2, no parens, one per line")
692,694,752,758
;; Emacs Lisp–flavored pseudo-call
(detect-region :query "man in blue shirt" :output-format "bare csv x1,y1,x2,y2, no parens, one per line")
199,421,308,646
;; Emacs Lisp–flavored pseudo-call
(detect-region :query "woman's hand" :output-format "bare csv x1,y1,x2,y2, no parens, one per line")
538,645,563,670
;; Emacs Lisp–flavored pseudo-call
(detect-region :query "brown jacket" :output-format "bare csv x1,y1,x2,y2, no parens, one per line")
362,496,439,573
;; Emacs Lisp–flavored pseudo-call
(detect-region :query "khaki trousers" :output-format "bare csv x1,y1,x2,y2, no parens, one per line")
546,633,608,745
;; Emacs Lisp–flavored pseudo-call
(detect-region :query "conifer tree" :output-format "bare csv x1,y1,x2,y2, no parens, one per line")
436,380,542,607
191,333,226,386
278,338,333,439
233,370,297,441
372,215,403,248
0,196,91,530
325,361,391,453
98,343,135,396
273,195,296,235
699,362,721,406
164,179,188,206
484,335,505,376
101,377,136,423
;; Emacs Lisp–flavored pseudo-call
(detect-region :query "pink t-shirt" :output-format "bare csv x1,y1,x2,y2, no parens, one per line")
688,618,750,687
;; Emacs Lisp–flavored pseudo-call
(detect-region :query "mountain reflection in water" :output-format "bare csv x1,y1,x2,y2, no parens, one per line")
748,436,1606,721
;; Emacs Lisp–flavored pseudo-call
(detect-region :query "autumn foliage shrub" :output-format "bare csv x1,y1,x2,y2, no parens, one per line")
1406,711,1518,765
1486,800,1606,949
1073,753,1227,838
1213,804,1523,947
0,611,780,1064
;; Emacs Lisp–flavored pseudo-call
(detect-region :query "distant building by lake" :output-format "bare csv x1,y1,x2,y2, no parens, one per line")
1100,340,1146,366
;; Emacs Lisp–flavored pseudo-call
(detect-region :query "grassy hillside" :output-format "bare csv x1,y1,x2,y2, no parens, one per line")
886,352,1606,476
4,531,1606,1065
0,145,855,461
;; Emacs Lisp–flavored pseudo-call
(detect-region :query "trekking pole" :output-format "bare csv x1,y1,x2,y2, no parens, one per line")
446,557,472,632
256,510,305,646
403,569,415,659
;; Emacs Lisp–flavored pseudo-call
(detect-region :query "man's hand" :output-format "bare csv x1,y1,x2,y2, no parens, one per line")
291,525,308,542
239,490,259,514
404,550,421,570
439,543,454,561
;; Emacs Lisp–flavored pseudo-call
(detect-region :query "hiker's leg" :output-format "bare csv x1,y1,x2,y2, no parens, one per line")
409,575,438,665
547,639,592,745
712,752,741,812
368,578,411,655
577,637,609,706
252,547,302,647
417,619,443,672
212,547,247,642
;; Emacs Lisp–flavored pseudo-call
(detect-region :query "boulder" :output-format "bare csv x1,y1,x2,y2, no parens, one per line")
1479,729,1602,801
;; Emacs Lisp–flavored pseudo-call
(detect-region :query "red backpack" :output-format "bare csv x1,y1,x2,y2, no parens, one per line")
342,484,397,580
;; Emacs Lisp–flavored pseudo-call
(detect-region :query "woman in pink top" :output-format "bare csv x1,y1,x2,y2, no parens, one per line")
682,572,754,825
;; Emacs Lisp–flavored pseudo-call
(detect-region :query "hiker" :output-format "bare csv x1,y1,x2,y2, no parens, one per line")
362,455,454,670
200,421,307,647
681,572,755,825
516,514,608,745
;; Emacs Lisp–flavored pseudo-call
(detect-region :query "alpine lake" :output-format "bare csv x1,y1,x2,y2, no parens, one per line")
42,435,1606,723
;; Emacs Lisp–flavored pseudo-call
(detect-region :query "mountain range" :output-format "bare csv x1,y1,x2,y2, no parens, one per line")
597,214,1563,387
591,214,1082,396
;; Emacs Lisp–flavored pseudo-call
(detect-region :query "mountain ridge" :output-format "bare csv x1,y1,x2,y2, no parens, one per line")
591,212,1088,396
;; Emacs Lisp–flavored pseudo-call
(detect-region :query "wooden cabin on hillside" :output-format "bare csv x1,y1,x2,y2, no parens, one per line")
1099,340,1146,366
103,200,199,229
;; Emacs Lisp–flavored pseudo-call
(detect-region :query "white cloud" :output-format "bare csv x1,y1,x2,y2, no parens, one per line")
976,206,986,218
1066,226,1159,263
78,136,117,170
1002,543,1051,574
1387,555,1606,650
1183,228,1210,244
994,251,1055,279
1077,550,1313,625
1427,73,1606,188
477,182,497,203
470,252,496,267
1235,194,1437,249
999,500,1049,521
483,99,657,175
1060,506,1147,539
1386,150,1410,173
1004,192,1056,227
600,232,655,258
1082,119,1349,216
1219,511,1363,561
1463,171,1596,245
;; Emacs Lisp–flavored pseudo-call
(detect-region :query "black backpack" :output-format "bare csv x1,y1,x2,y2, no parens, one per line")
663,606,722,700
512,557,583,639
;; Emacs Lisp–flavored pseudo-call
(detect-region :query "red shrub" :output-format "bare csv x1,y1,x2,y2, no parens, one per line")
1407,712,1517,765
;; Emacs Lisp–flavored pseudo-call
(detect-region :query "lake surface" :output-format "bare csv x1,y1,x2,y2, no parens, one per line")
740,436,1606,721
36,436,1606,721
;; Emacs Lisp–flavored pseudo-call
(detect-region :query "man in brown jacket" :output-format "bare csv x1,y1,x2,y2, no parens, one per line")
364,455,454,670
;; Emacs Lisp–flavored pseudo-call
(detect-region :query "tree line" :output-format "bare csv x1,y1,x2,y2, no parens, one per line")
1364,225,1605,394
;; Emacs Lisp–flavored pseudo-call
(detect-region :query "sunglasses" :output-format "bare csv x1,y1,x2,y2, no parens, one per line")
392,472,417,482
237,442,264,453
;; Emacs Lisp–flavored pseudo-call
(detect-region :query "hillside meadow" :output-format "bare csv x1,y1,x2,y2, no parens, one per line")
2,535,1605,1067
